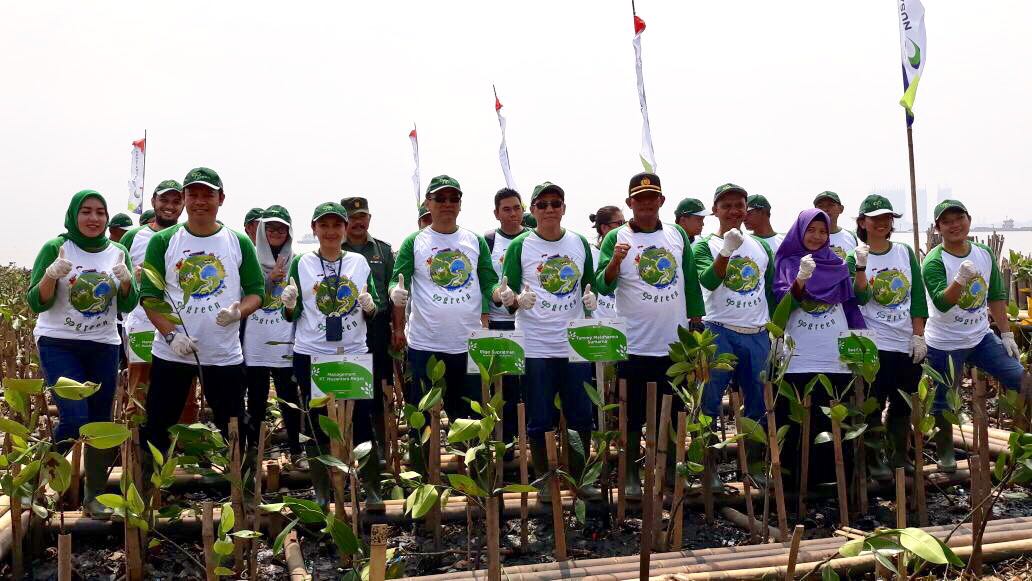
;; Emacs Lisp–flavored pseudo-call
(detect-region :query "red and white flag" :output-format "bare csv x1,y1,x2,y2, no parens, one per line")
632,13,657,173
409,125,421,211
127,136,146,214
493,86,517,191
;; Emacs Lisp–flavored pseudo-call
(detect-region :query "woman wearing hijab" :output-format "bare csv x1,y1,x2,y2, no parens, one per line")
772,208,865,490
242,205,301,464
27,190,139,518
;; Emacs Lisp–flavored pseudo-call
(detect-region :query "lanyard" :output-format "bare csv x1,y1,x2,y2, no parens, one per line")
318,252,344,313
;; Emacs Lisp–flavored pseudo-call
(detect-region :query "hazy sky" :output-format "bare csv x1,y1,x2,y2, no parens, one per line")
3,2,1030,266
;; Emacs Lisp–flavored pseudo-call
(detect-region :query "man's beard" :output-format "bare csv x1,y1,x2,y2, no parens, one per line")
155,214,178,228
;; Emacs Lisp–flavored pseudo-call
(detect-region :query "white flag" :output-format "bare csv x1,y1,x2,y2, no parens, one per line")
409,125,421,211
897,0,926,121
494,87,517,191
632,15,657,174
127,137,146,214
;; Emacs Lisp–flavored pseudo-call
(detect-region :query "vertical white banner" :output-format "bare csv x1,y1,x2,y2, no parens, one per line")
494,86,517,191
409,125,421,211
897,0,927,120
127,136,146,214
633,14,657,174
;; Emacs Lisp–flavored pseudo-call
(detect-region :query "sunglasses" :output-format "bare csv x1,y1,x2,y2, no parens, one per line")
430,193,462,204
533,200,564,210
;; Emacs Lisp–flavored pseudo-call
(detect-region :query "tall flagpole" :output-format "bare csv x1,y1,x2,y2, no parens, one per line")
897,0,927,254
906,124,919,253
141,129,148,211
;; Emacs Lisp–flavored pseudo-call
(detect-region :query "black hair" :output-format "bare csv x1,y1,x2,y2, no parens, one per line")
590,206,623,240
494,188,521,210
855,215,895,243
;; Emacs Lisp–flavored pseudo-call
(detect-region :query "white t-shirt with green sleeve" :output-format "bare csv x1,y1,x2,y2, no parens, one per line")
120,225,159,360
32,239,136,345
140,224,264,366
590,246,618,319
785,298,850,374
848,242,928,354
389,227,500,355
288,251,374,357
502,229,594,358
829,229,858,261
593,222,706,357
694,233,774,329
922,242,1006,351
755,233,784,256
243,276,294,367
487,229,524,324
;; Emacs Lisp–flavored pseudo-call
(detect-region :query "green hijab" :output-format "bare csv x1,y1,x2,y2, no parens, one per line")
59,190,110,251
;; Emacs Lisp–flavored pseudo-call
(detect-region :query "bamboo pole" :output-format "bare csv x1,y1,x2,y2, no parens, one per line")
382,380,398,479
909,393,928,526
249,421,267,581
266,462,283,540
763,382,789,540
328,398,350,544
57,532,72,581
617,379,628,523
369,524,388,581
668,412,688,549
895,467,907,579
202,501,217,581
719,507,778,542
798,393,812,519
228,418,245,573
784,524,804,580
284,530,311,581
852,380,868,517
486,494,502,581
653,394,673,548
969,453,984,574
829,408,849,528
517,402,529,551
640,381,658,580
730,392,757,544
9,487,23,580
344,400,361,535
544,430,567,561
121,433,144,581
429,402,443,550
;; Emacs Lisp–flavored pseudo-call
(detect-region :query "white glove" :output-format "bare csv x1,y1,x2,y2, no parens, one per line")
170,334,199,357
954,260,979,285
797,255,816,282
390,273,409,307
215,301,242,327
280,282,298,309
516,285,537,310
358,288,376,314
1002,331,1021,359
112,262,132,286
494,275,515,307
909,335,928,364
581,283,598,311
719,228,745,257
46,247,73,280
854,244,869,269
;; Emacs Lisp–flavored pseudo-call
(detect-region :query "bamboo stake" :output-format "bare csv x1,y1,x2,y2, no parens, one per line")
369,523,388,581
731,392,757,544
492,377,504,515
202,501,217,581
852,380,868,516
653,393,673,548
763,382,789,540
596,361,613,520
249,421,267,581
616,379,628,523
798,393,812,519
121,433,144,581
382,380,398,478
544,430,567,561
830,409,849,528
67,440,82,510
344,400,361,535
266,462,282,540
228,418,245,574
973,370,992,519
328,399,350,545
895,467,907,578
909,393,928,526
487,494,502,581
669,411,688,549
517,402,529,551
58,532,71,581
640,381,658,579
284,530,311,580
429,402,443,550
9,484,23,580
969,453,984,575
785,524,804,580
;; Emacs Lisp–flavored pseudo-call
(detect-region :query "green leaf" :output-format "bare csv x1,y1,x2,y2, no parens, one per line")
258,503,286,513
410,484,439,519
830,404,849,424
5,378,44,394
553,392,562,411
272,519,298,555
213,538,235,556
898,527,952,564
500,484,538,493
818,374,834,398
313,454,351,472
814,431,833,445
220,502,235,536
229,529,262,539
0,418,29,439
214,566,235,576
323,513,360,555
843,424,867,442
51,377,101,400
821,566,840,581
127,483,145,515
838,537,864,557
447,473,488,497
777,381,799,404
582,382,603,407
447,418,481,444
283,496,327,524
408,411,426,430
79,422,130,449
574,498,586,524
97,494,126,510
42,452,72,493
429,358,446,382
738,417,767,445
318,415,344,442
141,262,166,291
771,293,793,334
418,387,442,412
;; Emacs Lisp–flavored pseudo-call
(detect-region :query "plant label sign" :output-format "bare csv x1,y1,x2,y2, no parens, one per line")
310,353,374,399
837,330,880,381
127,332,153,364
466,330,525,375
567,318,629,363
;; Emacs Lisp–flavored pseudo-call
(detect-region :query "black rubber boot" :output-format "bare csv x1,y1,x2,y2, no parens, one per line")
306,444,333,510
359,441,385,512
624,428,643,500
83,446,118,520
886,412,915,475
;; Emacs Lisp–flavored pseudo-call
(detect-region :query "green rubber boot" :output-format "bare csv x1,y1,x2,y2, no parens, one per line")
359,441,385,512
624,428,643,500
307,445,333,510
887,412,915,475
530,436,552,504
83,446,118,520
933,415,956,474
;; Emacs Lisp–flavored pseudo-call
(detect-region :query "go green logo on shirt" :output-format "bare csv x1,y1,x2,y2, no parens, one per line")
636,246,677,289
537,255,580,297
262,280,287,312
428,249,472,290
800,298,833,316
176,253,226,300
315,275,358,316
957,275,988,312
871,269,910,309
831,246,847,260
725,256,761,295
68,271,115,317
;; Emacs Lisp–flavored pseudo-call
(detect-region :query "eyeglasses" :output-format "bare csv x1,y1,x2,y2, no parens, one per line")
430,193,462,204
533,200,564,210
605,220,626,227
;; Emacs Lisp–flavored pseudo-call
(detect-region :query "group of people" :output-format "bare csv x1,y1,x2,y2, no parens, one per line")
27,166,1030,518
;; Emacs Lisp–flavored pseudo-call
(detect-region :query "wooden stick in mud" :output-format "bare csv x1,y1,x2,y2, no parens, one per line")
544,430,567,561
640,381,658,579
653,393,673,547
369,524,388,581
328,398,349,536
617,379,629,523
343,400,360,536
969,453,984,574
853,380,869,517
68,439,82,510
910,392,928,527
202,501,217,581
382,380,398,478
830,405,850,529
896,466,907,576
731,391,758,544
249,421,268,581
763,382,789,540
785,523,805,579
429,402,443,550
668,411,688,549
798,393,812,519
518,402,530,551
121,431,144,581
58,532,72,581
228,418,245,573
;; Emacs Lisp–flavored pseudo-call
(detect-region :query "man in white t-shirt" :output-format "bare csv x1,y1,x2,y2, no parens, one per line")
744,194,784,257
674,197,707,244
814,191,858,260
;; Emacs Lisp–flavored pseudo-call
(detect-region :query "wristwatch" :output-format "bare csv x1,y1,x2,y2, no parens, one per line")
163,331,176,345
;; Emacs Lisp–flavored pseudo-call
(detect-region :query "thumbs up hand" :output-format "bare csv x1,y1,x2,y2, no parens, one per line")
516,284,537,310
112,262,132,286
358,285,376,314
46,246,73,280
280,281,299,309
494,275,515,307
216,301,242,327
581,283,598,311
390,273,409,307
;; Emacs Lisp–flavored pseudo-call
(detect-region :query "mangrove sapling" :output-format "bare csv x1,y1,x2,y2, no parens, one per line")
139,262,207,395
833,526,964,580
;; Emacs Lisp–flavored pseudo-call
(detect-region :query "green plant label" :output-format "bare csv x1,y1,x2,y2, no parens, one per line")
127,332,154,363
837,331,880,382
310,353,374,399
466,331,525,375
567,318,629,362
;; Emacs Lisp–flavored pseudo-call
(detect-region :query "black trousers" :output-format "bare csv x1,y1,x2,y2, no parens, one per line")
292,353,376,449
616,354,682,434
779,372,855,491
871,350,922,422
246,366,297,452
141,356,249,458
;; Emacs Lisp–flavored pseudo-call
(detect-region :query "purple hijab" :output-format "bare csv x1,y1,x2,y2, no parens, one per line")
774,208,865,329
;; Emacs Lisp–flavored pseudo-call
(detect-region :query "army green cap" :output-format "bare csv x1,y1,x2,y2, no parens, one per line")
312,201,348,222
522,212,537,228
153,180,182,196
244,207,264,225
341,196,370,217
858,194,902,218
139,209,155,225
417,203,430,219
426,175,462,197
746,194,771,211
183,167,223,191
628,172,662,196
933,199,969,221
530,182,565,203
263,204,292,225
109,213,133,229
675,198,708,217
713,183,748,203
813,191,842,205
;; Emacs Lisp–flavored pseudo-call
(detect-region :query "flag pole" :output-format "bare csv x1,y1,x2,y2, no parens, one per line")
906,124,920,253
141,129,148,211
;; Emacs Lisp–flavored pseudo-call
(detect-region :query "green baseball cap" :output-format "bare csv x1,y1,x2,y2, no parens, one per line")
139,209,155,225
531,182,565,203
858,194,902,218
153,179,182,196
426,175,462,197
263,204,292,225
341,197,370,217
183,167,223,191
312,202,348,222
675,198,707,217
522,212,537,228
933,199,969,221
244,207,264,224
713,183,748,203
628,172,662,196
746,194,771,211
417,203,430,219
109,213,133,229
813,191,842,205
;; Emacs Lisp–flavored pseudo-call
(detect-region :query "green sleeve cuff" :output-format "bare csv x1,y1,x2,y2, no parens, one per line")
26,238,63,313
593,228,620,295
114,242,140,313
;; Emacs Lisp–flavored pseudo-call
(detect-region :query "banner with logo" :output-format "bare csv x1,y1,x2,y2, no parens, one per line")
310,353,374,399
838,330,880,380
127,136,146,215
632,13,657,173
493,86,517,191
409,125,421,212
897,0,927,122
467,330,525,375
127,331,154,364
567,318,629,363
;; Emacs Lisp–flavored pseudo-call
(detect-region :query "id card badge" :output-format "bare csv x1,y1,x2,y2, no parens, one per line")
325,315,343,342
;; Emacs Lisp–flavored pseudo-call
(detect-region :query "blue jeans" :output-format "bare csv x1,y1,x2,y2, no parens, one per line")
701,323,770,422
37,336,120,443
928,332,1026,413
524,358,594,438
